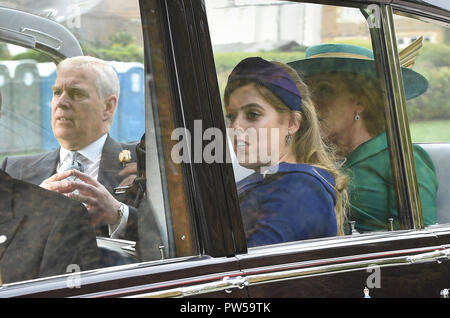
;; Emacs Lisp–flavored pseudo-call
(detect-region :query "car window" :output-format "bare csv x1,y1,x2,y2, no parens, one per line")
205,0,426,248
392,11,450,226
0,0,198,285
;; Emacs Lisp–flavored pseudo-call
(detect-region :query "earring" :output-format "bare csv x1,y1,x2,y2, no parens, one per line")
285,132,292,145
355,111,360,121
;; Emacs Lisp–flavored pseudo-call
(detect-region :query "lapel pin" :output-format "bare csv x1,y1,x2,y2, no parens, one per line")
0,235,6,244
119,150,132,167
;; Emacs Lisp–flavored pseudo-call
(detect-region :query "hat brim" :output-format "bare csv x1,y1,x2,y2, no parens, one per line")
288,57,428,100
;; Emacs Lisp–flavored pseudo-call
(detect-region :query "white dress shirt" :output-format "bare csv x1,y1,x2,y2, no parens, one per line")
57,134,129,239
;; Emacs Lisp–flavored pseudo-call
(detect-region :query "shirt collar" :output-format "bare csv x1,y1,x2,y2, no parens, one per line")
60,134,107,164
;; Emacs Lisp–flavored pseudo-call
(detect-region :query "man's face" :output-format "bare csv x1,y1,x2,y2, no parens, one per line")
51,66,112,150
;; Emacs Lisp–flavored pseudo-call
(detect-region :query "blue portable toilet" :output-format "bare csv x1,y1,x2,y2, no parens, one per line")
0,63,12,153
109,61,145,143
38,62,59,151
0,60,41,153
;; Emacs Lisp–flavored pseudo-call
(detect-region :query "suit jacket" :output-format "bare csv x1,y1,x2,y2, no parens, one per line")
0,170,101,284
0,135,138,241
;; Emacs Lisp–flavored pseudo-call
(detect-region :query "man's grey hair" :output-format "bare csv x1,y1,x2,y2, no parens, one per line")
57,56,120,101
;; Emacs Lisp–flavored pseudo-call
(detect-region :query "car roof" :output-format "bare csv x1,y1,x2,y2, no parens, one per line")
400,0,449,11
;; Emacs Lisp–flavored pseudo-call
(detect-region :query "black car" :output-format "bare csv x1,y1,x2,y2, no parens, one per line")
0,0,449,300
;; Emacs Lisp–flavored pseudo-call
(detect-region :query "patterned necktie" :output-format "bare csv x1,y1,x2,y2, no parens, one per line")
58,151,85,173
69,151,85,173
61,152,85,193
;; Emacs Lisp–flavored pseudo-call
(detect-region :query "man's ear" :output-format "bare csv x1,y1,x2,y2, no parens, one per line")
103,95,118,121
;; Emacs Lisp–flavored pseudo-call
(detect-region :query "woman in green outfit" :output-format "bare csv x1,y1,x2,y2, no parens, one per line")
289,43,438,232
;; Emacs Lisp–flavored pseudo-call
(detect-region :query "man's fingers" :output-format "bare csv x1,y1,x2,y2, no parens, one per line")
71,169,99,186
41,180,72,192
68,191,97,207
40,170,74,186
69,179,99,195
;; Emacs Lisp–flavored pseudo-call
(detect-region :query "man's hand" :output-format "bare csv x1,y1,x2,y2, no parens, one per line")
41,170,122,227
68,170,122,227
40,170,75,193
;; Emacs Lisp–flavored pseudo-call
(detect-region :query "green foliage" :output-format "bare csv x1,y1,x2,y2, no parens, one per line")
0,31,144,64
109,32,135,47
415,43,450,67
94,43,144,63
214,51,306,96
81,32,144,63
214,51,306,72
11,50,53,62
407,66,450,121
406,43,450,121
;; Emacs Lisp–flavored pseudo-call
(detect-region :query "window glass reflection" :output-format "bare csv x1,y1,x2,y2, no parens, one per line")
393,12,449,226
0,0,196,285
206,1,435,244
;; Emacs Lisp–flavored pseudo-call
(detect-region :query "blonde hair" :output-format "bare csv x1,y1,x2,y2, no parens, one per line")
224,61,349,236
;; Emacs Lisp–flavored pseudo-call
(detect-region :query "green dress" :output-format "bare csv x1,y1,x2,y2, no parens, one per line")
344,132,438,232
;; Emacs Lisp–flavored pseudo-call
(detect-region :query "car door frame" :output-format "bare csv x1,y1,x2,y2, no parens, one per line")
217,0,450,298
125,0,450,298
142,0,247,258
0,6,83,61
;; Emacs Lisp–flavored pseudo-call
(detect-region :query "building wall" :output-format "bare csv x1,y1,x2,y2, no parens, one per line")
321,6,370,42
74,0,143,47
321,5,445,48
205,1,322,47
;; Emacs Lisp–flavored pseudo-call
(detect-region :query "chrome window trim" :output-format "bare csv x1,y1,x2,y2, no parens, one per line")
368,4,423,229
391,2,450,25
244,247,450,287
382,4,424,229
125,246,450,298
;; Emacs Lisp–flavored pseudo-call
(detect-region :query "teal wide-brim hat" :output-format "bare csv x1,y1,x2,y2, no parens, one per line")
287,43,428,100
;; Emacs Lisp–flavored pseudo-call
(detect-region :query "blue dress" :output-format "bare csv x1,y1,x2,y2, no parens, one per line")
237,162,338,247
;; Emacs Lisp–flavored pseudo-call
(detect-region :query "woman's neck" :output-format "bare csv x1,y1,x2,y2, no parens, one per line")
333,124,372,157
252,149,297,172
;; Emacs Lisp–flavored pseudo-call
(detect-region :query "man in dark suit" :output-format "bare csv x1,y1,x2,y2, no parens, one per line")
1,56,138,241
0,90,100,284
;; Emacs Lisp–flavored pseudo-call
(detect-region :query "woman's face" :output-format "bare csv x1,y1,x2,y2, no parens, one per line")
308,73,361,143
225,83,293,169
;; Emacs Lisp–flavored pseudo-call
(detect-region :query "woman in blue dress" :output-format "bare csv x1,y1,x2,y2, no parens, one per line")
224,57,348,247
